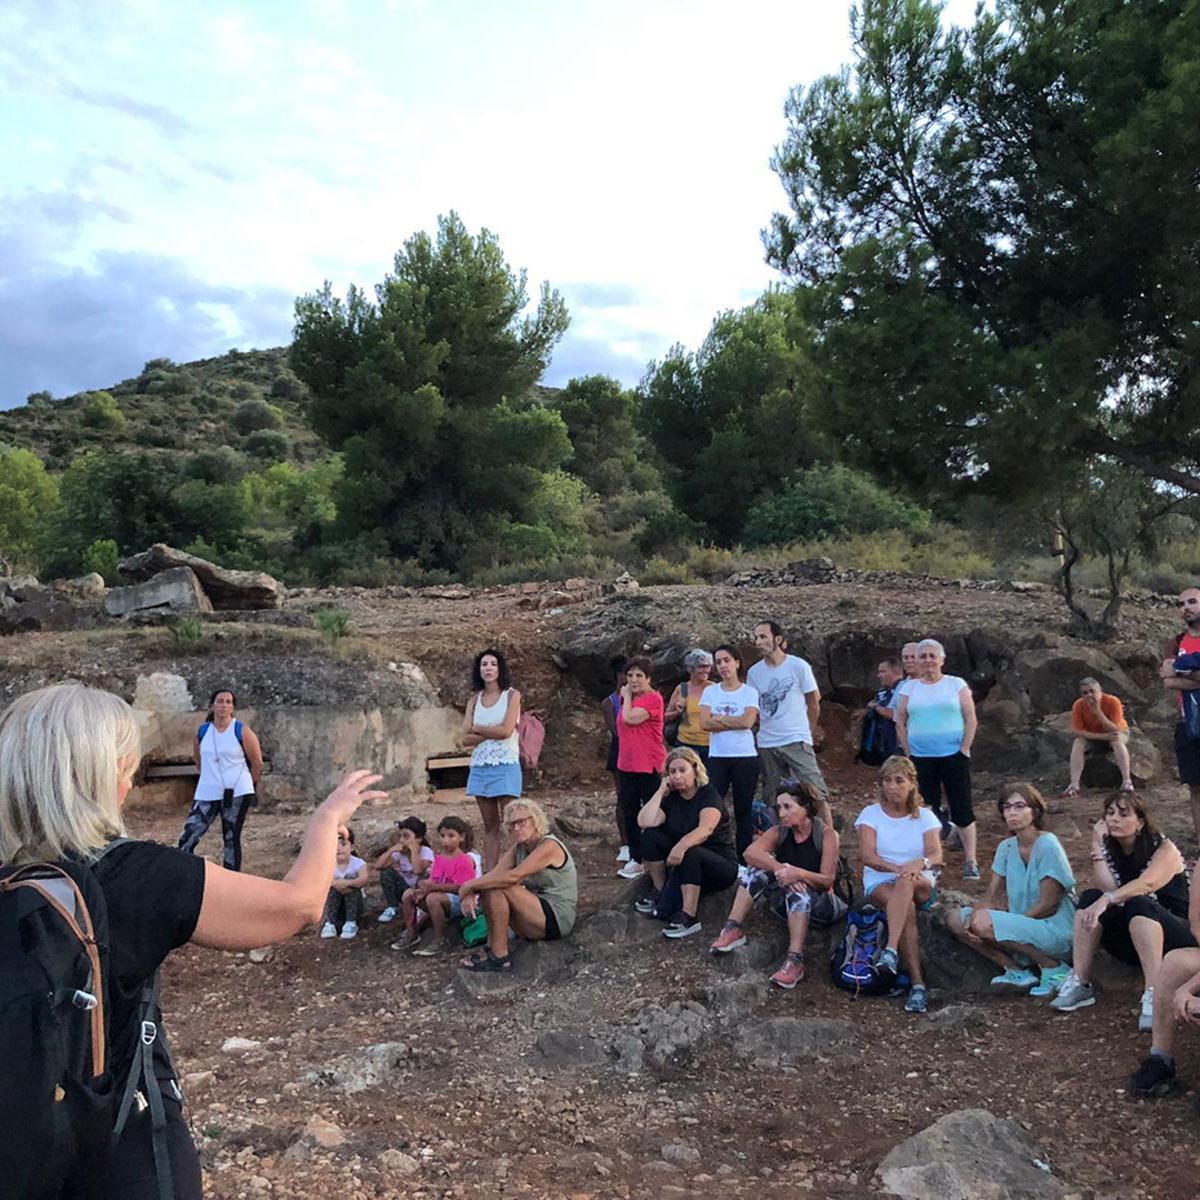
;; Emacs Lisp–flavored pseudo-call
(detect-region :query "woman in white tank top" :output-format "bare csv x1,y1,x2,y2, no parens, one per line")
464,648,523,870
177,688,263,872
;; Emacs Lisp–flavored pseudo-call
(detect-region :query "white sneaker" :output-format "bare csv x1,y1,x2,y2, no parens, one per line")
1139,988,1154,1032
340,921,358,940
319,922,337,938
378,907,397,924
617,860,644,880
616,845,631,864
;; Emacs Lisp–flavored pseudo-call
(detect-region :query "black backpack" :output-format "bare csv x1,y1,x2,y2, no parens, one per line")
0,844,178,1200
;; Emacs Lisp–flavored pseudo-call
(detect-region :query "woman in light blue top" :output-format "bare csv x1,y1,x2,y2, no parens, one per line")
946,782,1076,996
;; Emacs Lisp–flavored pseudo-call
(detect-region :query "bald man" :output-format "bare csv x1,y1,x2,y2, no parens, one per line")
1161,587,1200,840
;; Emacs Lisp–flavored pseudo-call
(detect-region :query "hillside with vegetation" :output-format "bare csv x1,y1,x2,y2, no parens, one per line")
2,0,1198,637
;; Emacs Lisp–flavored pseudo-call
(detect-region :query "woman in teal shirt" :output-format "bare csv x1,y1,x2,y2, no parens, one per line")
945,782,1076,995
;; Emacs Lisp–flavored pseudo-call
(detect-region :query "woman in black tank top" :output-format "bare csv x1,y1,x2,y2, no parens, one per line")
709,780,840,990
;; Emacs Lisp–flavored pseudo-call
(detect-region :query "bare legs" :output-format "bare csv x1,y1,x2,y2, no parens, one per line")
479,884,546,957
1150,948,1200,1053
945,908,1059,971
871,877,932,987
475,795,513,872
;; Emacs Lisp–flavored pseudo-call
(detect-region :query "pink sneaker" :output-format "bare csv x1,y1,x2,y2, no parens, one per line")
770,953,806,989
709,921,747,954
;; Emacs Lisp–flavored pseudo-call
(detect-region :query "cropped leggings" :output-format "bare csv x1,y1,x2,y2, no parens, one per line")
1079,888,1198,965
640,826,739,894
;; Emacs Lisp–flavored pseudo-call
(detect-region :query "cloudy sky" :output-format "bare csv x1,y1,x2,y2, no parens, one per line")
0,0,975,408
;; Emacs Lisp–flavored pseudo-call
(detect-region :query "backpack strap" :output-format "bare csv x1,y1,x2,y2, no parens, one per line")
811,817,824,856
234,719,243,746
113,974,175,1200
197,721,211,743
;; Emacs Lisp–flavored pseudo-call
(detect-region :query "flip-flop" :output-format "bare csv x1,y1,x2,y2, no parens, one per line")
1060,786,1080,798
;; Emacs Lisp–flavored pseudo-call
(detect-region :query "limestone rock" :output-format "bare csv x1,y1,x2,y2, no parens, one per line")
105,566,213,617
0,579,96,634
377,1148,419,1174
876,1108,1067,1198
53,572,107,599
661,1144,701,1166
631,1001,708,1067
1011,646,1148,719
734,1017,855,1066
221,1037,262,1053
302,1114,346,1149
301,1042,409,1093
133,672,195,713
119,543,282,610
611,571,640,594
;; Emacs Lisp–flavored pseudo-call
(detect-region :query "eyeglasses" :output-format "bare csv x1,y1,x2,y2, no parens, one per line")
506,815,533,830
1001,801,1030,813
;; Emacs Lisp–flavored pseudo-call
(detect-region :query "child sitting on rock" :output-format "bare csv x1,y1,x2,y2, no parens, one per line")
402,816,480,956
372,815,434,923
321,824,369,940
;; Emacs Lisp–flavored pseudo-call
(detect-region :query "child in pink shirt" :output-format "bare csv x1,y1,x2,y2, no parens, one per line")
407,816,480,956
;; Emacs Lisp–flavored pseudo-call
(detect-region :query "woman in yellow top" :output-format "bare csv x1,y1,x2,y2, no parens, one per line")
665,650,713,763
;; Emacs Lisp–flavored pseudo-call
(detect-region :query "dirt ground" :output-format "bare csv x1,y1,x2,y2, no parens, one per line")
136,764,1200,1200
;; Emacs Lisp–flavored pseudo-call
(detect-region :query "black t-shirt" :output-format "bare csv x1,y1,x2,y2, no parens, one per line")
91,841,206,1083
660,783,736,861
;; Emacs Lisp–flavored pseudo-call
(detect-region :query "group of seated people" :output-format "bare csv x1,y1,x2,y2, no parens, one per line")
320,798,577,973
631,742,1198,1049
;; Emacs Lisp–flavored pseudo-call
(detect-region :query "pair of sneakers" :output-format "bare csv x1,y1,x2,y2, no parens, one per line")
320,921,358,940
877,947,928,1013
1051,975,1155,1030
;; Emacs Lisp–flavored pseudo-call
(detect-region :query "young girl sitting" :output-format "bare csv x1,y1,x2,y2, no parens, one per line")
403,816,480,956
321,824,369,940
373,815,434,923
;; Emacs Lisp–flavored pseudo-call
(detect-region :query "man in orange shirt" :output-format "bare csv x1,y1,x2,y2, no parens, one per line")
1063,677,1133,796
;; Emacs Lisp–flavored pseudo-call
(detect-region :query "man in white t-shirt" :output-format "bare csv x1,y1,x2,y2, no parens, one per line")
747,620,830,824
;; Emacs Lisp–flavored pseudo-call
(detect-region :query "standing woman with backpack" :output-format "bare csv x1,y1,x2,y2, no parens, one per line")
177,688,263,872
854,754,944,1014
0,682,385,1199
464,648,522,872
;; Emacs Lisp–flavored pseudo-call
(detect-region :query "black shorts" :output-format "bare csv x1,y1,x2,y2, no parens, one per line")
1175,724,1200,786
538,897,562,941
912,752,974,827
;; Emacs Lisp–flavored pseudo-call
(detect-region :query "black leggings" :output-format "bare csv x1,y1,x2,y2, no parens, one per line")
1079,888,1199,965
617,770,661,863
912,753,974,827
640,826,739,894
178,791,254,871
707,755,760,858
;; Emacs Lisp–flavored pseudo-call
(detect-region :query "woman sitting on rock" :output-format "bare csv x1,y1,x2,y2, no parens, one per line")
855,754,944,1014
0,682,385,1200
709,780,840,989
634,746,739,940
458,799,577,972
1052,792,1195,1029
945,783,1076,995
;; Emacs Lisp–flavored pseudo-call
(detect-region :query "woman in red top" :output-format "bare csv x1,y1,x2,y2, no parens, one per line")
616,656,665,876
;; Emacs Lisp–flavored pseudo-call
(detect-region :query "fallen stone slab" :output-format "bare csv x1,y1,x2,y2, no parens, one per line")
876,1108,1068,1199
104,566,213,617
119,543,282,610
735,1017,855,1066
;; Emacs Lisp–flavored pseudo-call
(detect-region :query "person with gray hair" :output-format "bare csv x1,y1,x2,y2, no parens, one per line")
664,649,714,763
895,638,981,880
1064,677,1134,796
0,682,386,1199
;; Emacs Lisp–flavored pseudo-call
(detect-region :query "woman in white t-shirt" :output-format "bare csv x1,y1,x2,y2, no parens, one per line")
854,755,944,1013
700,644,760,858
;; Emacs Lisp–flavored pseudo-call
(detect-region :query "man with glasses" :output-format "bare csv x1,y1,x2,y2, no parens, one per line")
1161,588,1200,840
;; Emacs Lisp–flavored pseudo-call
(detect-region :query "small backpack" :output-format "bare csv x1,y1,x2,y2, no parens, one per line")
830,906,894,995
198,718,244,747
0,844,178,1200
517,712,545,770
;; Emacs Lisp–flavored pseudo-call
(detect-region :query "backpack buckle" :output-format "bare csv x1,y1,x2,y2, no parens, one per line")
140,1020,158,1045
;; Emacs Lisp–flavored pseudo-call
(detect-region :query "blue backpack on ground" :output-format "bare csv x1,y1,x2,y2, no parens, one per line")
830,906,896,995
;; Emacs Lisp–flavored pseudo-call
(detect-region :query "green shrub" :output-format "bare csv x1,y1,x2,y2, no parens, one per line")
314,607,350,641
25,390,52,408
243,429,291,461
743,464,930,546
682,543,737,581
269,374,303,401
81,538,120,584
640,556,696,585
81,392,128,434
231,399,283,434
168,618,205,649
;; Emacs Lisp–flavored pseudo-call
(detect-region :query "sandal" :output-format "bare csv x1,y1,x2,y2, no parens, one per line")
462,950,512,973
459,948,489,967
1060,786,1080,798
1121,781,1136,793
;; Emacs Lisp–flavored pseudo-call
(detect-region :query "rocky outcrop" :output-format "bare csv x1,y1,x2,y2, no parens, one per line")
119,543,282,610
1036,710,1161,786
104,566,213,617
1,575,103,635
876,1108,1068,1198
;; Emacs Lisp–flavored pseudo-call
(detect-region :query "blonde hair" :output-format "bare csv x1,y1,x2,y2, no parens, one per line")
505,798,550,838
0,684,137,864
878,754,921,817
665,745,710,788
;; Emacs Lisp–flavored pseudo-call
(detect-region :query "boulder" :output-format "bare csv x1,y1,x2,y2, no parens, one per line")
301,1042,410,1094
1035,711,1160,785
916,893,997,995
0,583,95,634
876,1108,1068,1198
1011,646,1148,719
532,1030,610,1068
629,1000,708,1067
118,543,282,610
52,572,107,599
133,672,195,713
104,566,213,617
734,1017,855,1066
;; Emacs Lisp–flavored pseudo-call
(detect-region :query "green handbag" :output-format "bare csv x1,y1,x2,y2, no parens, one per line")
461,911,489,947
